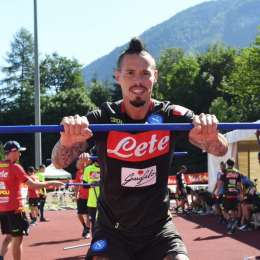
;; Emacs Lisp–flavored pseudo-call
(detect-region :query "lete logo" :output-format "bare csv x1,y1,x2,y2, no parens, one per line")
107,130,170,162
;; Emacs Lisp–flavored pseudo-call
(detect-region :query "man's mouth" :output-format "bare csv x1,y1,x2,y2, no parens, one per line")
130,85,146,95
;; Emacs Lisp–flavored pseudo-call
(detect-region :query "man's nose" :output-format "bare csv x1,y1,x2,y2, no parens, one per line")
133,74,144,83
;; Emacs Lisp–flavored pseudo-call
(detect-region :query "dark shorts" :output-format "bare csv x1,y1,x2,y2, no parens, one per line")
29,198,40,207
0,211,29,237
214,194,223,205
77,198,88,214
39,194,46,201
86,220,188,260
222,197,239,212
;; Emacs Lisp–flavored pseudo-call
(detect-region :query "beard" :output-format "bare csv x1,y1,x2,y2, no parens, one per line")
130,97,146,107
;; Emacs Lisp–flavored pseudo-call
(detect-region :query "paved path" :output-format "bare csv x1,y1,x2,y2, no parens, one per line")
1,210,259,259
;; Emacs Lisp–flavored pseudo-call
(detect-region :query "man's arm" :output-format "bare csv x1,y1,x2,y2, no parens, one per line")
52,141,87,169
188,113,228,156
51,115,93,169
214,180,224,197
26,178,64,189
189,133,228,156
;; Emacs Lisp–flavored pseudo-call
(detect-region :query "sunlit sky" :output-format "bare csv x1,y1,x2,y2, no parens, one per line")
0,0,208,68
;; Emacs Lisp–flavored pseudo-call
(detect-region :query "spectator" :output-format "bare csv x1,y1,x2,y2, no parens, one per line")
212,161,226,222
36,165,48,222
215,158,243,234
26,166,40,225
0,140,63,260
74,154,91,238
83,158,100,237
175,165,189,213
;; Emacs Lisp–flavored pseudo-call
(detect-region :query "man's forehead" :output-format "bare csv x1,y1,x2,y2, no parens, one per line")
120,52,156,68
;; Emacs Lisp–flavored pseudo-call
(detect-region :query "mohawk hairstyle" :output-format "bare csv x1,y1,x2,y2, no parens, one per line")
116,37,148,69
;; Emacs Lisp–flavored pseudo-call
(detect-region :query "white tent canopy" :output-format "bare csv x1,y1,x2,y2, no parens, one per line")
44,164,72,180
207,119,260,192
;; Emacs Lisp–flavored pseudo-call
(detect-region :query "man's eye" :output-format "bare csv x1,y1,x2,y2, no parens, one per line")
143,71,151,76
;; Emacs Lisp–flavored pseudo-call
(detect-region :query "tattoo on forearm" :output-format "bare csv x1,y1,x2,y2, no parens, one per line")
189,134,228,156
51,141,87,168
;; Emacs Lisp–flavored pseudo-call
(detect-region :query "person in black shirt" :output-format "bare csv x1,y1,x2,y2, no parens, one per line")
52,38,228,260
215,158,243,234
175,165,189,213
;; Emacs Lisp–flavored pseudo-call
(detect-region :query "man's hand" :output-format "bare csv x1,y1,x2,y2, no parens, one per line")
51,115,92,169
78,152,92,167
188,113,228,156
60,115,93,147
189,113,218,143
46,181,65,188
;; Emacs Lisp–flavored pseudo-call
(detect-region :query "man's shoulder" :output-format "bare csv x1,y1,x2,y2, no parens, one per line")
10,162,25,172
86,101,122,122
152,100,194,120
0,161,10,168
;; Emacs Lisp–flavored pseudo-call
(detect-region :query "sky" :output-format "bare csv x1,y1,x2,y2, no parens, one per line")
0,0,208,69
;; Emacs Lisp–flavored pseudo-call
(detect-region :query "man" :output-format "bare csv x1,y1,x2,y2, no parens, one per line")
0,140,63,260
36,164,48,221
52,38,228,260
83,158,100,237
239,176,258,231
26,166,40,225
74,154,91,238
175,165,189,213
212,161,226,222
215,158,243,234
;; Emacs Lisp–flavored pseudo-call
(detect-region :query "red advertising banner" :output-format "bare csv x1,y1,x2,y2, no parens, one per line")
168,172,208,185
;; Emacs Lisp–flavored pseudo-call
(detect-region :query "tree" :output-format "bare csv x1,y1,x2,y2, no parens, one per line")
0,28,34,112
89,80,112,107
40,52,85,94
209,97,241,122
217,34,260,121
196,44,237,113
155,48,200,110
0,28,97,167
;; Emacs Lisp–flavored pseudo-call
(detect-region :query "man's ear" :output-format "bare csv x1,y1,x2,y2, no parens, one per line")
114,70,120,82
154,69,158,83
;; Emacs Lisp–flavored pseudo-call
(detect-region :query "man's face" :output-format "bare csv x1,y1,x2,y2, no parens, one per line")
39,166,45,172
7,150,21,163
115,53,158,108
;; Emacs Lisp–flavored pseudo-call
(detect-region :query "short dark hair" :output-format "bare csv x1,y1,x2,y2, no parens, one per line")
180,165,187,171
226,158,235,167
39,164,46,170
116,37,154,69
27,166,35,174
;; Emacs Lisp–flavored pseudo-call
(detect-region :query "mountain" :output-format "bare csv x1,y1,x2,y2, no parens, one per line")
82,0,260,83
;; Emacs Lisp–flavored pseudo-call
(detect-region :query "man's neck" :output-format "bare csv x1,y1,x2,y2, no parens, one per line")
123,100,151,120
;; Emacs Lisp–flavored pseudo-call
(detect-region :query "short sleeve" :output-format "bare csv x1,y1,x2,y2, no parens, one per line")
12,164,29,183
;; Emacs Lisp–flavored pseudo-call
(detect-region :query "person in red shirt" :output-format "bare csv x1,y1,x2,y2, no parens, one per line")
74,153,91,238
26,166,40,225
0,140,64,260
